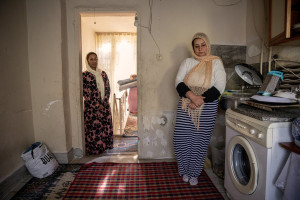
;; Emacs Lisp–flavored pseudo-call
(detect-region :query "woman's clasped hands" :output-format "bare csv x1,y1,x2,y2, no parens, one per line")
186,91,205,110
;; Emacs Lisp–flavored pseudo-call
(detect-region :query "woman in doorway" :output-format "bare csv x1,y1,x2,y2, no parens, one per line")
173,33,226,185
83,52,113,155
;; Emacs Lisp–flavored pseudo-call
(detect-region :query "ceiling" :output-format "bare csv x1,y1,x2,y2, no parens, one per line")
81,12,137,33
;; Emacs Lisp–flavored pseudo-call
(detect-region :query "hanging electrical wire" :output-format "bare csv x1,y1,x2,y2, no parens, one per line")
149,0,153,33
94,8,96,24
135,0,161,55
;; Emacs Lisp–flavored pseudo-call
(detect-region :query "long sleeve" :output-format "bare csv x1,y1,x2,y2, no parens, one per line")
175,58,196,88
83,72,101,110
175,58,198,97
102,71,111,101
202,59,226,102
202,86,221,102
176,82,191,97
212,59,226,94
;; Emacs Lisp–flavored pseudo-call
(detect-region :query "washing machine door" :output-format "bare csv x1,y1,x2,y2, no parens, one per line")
227,135,258,194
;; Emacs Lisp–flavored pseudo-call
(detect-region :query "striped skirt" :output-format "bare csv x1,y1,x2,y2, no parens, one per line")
173,98,218,178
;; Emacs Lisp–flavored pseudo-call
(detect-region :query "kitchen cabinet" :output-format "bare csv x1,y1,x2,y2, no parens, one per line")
269,0,300,45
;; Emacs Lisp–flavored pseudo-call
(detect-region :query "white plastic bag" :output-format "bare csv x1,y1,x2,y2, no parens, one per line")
21,142,59,178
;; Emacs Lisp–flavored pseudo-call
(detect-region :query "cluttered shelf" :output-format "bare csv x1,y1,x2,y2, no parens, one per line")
279,142,300,155
274,59,300,91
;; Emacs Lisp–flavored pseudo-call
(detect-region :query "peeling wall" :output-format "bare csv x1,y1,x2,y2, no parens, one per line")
139,111,175,159
66,0,248,159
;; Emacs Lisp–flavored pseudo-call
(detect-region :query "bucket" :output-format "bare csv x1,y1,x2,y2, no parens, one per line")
211,142,225,179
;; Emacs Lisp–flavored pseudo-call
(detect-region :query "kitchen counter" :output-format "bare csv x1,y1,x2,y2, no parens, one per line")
220,93,252,110
231,104,300,122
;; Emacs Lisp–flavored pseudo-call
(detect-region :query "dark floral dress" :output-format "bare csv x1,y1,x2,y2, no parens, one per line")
83,71,113,155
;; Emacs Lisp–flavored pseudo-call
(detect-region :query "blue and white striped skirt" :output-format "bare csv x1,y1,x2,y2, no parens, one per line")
173,98,218,178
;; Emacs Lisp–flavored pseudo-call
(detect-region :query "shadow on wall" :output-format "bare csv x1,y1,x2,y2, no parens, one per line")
157,43,190,109
211,45,247,90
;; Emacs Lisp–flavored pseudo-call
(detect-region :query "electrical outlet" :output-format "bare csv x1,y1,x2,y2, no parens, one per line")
156,54,163,61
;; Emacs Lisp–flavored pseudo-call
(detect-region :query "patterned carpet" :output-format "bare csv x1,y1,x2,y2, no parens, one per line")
122,113,138,137
64,162,224,200
103,113,138,154
12,164,81,200
104,136,138,154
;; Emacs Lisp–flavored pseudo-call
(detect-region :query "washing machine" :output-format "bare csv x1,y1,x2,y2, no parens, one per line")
224,108,292,200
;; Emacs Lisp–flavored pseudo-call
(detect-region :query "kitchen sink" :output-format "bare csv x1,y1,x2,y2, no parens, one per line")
231,93,253,100
220,91,254,110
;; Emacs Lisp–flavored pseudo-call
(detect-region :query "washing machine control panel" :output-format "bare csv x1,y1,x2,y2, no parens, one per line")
226,110,272,148
249,128,257,135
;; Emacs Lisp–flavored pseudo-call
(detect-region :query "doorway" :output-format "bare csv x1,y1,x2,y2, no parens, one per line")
80,12,138,156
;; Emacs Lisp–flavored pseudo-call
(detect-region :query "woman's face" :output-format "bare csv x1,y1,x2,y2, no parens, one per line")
193,38,207,57
87,54,98,70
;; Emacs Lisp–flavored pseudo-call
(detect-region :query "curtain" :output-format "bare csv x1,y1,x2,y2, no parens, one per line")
95,32,137,105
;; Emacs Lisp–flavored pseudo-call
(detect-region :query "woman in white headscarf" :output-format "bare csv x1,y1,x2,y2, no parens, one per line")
173,33,226,185
82,52,113,155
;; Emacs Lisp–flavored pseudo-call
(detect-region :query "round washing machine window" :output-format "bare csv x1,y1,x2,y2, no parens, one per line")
232,144,251,185
227,136,258,194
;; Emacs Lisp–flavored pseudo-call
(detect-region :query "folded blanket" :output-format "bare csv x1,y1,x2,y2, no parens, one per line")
119,81,137,91
117,77,137,85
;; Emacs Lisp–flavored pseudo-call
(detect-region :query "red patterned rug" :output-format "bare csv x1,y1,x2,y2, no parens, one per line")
123,113,137,137
63,162,224,200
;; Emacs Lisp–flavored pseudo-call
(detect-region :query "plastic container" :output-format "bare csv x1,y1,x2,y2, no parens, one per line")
211,142,225,179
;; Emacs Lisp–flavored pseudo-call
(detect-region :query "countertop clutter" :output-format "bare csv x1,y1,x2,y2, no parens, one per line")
231,104,300,122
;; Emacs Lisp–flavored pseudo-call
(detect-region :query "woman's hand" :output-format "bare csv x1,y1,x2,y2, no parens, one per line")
186,91,205,107
188,102,197,110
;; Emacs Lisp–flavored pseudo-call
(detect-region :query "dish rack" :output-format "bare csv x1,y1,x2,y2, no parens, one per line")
273,59,300,91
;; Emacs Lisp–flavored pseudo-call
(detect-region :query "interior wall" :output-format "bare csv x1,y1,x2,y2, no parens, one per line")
81,19,96,70
26,0,68,159
246,0,300,70
3,0,300,183
0,0,34,182
0,0,251,183
66,0,247,159
246,0,268,64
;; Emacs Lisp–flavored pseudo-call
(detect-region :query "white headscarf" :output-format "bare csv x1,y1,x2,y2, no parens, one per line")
86,52,105,100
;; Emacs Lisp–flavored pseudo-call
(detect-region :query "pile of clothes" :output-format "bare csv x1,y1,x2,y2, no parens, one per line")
117,76,137,91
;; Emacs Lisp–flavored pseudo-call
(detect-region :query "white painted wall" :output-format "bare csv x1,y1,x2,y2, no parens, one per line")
3,0,300,183
246,0,268,64
81,19,96,70
26,0,68,156
1,0,249,182
65,0,247,159
0,0,34,182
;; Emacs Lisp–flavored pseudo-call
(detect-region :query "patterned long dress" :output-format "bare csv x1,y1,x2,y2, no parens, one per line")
82,71,113,155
